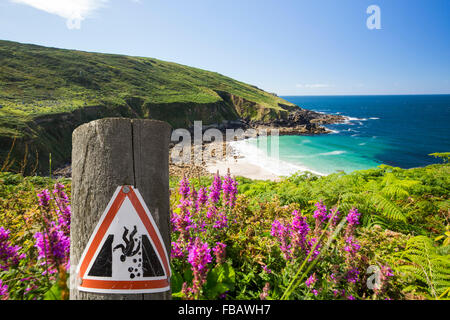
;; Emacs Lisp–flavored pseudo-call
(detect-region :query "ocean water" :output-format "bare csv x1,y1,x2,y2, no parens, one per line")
232,95,450,176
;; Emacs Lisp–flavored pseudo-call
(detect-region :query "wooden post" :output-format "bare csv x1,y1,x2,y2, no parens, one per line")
70,118,172,300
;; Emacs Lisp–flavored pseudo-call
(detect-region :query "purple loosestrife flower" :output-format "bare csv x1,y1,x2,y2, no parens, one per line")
189,187,198,213
171,240,184,259
188,238,212,272
259,283,270,300
313,201,328,222
344,236,361,254
346,208,361,235
262,264,272,274
345,268,360,283
222,173,238,207
213,211,229,229
53,183,71,237
197,220,207,233
290,210,310,253
38,189,51,210
305,273,317,288
0,280,8,300
212,242,227,264
0,227,25,271
53,183,69,205
170,211,178,232
327,207,340,227
206,204,217,220
187,238,212,298
179,176,191,200
271,220,292,260
372,265,395,295
175,179,197,235
181,282,193,300
37,188,55,229
381,265,394,278
313,201,328,235
342,208,362,284
34,222,70,273
196,187,208,209
208,174,222,204
306,237,321,262
24,285,38,296
172,206,195,240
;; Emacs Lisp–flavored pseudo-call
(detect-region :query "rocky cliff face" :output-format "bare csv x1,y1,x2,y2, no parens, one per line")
0,92,344,175
3,96,345,175
248,108,345,135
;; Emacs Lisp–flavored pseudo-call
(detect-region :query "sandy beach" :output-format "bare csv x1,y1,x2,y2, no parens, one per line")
206,156,282,181
202,139,286,181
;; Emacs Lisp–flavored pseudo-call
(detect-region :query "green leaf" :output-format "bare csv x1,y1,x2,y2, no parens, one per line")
183,268,193,283
43,283,62,300
171,271,184,293
204,263,236,299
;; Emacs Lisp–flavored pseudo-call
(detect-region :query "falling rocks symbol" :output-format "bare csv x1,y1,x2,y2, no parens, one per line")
76,186,171,294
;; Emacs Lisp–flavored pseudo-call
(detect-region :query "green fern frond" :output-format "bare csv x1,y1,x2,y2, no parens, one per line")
382,184,410,199
370,194,407,222
396,236,450,299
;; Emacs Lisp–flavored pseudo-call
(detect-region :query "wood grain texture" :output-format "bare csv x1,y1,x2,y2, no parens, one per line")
70,118,172,300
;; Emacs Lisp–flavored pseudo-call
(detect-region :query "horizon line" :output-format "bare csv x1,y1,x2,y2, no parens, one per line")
279,93,450,97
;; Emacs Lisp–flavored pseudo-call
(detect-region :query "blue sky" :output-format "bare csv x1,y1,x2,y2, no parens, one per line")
0,0,449,95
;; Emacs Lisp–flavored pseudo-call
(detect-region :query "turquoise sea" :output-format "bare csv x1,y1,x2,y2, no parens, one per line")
233,95,450,176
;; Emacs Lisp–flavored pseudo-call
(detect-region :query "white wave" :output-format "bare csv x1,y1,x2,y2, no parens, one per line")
359,142,367,146
369,117,380,120
229,139,326,176
341,116,373,126
296,139,311,145
345,116,368,121
318,150,347,156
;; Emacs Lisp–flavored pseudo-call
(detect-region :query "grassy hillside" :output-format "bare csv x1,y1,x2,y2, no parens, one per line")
0,40,297,172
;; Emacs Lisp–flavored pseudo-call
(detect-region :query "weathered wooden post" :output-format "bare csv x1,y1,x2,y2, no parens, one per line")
70,118,172,300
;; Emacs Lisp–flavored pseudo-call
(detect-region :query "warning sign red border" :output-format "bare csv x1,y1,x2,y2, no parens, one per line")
76,186,171,294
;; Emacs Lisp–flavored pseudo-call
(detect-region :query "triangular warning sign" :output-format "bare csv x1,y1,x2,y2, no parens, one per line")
76,186,171,294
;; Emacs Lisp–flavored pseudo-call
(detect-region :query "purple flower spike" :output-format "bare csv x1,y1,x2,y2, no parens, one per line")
346,207,361,227
212,242,227,264
0,227,25,271
0,280,8,299
208,174,222,204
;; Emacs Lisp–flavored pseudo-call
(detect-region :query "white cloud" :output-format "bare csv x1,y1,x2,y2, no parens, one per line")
296,83,332,89
11,0,109,29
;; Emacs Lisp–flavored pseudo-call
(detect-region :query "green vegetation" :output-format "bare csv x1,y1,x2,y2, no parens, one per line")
0,39,294,134
0,161,449,300
234,164,449,235
0,39,297,173
167,162,449,300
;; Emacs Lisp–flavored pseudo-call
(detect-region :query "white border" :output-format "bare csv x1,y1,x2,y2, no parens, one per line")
134,187,172,277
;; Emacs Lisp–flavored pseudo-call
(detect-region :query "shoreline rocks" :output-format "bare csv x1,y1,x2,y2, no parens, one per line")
54,107,345,179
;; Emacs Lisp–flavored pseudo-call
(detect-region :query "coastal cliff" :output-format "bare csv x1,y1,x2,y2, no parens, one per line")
0,40,344,173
